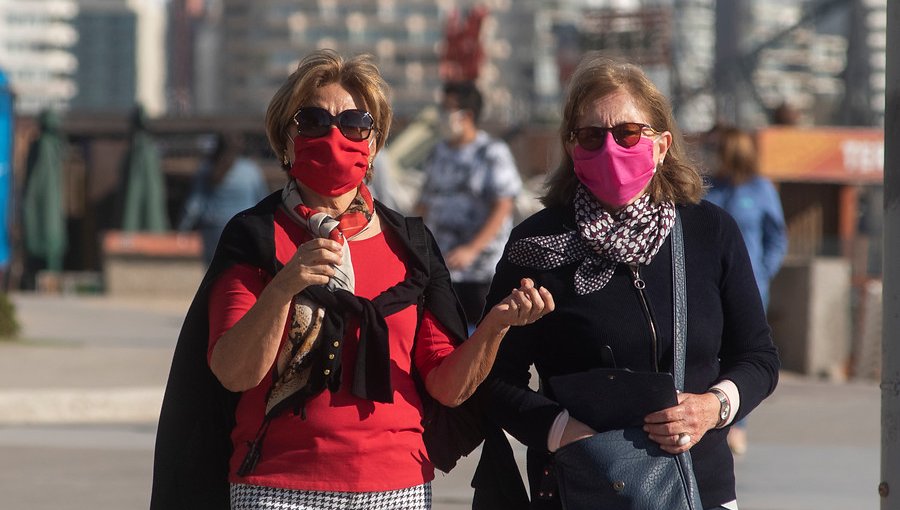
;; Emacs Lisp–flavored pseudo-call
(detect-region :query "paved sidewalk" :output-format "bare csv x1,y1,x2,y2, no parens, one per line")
0,293,185,424
0,292,883,509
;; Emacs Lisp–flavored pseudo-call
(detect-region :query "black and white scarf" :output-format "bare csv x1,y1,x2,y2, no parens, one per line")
508,185,675,295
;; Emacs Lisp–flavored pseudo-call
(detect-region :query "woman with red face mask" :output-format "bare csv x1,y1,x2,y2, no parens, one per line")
151,50,555,510
470,54,780,510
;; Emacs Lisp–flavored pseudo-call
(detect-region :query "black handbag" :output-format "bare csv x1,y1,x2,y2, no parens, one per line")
550,212,703,510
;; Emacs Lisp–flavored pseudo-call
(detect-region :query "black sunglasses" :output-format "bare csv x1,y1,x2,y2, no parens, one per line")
292,107,376,142
569,122,657,151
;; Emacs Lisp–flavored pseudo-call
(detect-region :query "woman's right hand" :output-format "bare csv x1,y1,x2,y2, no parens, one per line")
271,238,343,297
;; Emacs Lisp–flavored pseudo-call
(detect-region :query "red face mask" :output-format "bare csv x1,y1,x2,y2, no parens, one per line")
289,130,371,197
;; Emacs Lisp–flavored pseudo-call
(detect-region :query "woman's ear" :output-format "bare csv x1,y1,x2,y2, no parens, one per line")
655,131,673,165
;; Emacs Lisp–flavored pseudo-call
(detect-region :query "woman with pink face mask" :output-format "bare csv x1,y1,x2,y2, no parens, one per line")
471,54,779,510
151,50,555,510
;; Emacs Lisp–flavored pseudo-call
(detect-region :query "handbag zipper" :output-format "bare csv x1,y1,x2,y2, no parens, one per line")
628,264,659,372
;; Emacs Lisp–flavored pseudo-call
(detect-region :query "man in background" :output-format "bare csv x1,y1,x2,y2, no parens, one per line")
416,82,522,330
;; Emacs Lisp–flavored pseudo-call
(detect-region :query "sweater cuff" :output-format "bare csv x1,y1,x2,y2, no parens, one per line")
547,410,569,452
711,379,740,427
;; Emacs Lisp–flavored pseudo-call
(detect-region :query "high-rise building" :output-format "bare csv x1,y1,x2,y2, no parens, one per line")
167,0,205,115
127,0,167,117
861,0,886,126
199,0,533,125
719,0,886,128
73,0,167,116
0,0,78,114
214,0,446,120
71,0,136,112
176,0,888,130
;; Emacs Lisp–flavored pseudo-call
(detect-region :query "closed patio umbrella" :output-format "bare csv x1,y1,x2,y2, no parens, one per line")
23,110,66,272
122,105,169,232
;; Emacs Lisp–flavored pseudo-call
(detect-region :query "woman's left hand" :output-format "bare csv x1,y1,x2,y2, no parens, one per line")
643,392,721,454
486,278,555,328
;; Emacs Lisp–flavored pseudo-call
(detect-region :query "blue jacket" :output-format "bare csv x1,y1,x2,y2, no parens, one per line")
705,176,788,306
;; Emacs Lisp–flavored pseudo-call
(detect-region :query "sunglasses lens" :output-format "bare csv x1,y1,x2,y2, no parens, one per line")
575,127,607,151
337,110,374,141
612,123,644,148
295,108,331,138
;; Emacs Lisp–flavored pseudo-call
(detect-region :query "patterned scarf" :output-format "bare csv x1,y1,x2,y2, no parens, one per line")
508,185,675,295
267,181,375,415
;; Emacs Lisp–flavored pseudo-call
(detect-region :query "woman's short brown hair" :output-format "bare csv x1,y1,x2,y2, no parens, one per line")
542,53,704,207
265,49,392,173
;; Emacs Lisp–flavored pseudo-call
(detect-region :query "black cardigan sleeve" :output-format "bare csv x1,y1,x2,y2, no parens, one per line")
712,205,780,421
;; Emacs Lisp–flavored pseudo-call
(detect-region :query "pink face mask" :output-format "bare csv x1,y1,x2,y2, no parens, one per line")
573,133,656,209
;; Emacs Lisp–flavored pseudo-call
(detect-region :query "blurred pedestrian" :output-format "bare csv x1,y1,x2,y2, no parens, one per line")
705,126,788,456
416,81,522,330
178,131,269,265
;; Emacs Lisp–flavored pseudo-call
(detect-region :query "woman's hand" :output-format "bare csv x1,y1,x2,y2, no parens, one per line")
445,243,480,271
643,392,721,454
484,278,555,329
270,238,343,297
424,278,554,407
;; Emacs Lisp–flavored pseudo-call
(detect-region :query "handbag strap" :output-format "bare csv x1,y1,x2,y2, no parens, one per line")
671,210,687,391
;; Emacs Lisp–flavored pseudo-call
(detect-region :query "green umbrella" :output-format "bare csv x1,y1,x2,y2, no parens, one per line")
23,110,66,271
122,105,169,232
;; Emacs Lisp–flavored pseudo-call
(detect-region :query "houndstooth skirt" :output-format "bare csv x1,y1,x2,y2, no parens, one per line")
230,482,432,510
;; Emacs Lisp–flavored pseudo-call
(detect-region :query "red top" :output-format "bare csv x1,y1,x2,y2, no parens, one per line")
207,208,458,492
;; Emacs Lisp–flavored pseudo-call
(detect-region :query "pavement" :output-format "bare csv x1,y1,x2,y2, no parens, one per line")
0,291,884,509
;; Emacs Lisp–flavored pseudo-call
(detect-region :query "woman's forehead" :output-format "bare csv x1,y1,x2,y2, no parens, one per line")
305,82,362,112
577,91,648,126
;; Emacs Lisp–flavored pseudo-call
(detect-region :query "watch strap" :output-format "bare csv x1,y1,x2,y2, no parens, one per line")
709,387,730,428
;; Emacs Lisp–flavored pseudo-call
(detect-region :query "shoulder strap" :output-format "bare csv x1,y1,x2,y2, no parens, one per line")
405,216,430,331
671,210,687,391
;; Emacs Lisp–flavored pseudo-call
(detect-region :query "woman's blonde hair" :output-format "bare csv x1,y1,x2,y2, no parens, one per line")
716,126,758,185
542,53,703,207
265,49,392,175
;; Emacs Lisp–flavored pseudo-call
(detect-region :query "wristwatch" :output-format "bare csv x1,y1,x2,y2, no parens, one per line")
709,388,731,429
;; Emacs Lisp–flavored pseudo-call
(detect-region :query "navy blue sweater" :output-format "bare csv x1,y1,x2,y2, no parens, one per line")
474,200,780,509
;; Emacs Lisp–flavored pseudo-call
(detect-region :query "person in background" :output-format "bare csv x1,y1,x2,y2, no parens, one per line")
416,81,522,330
705,125,788,455
471,54,780,510
179,131,269,266
151,49,554,510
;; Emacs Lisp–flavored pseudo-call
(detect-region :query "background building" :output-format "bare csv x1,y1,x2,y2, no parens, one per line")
74,0,166,116
0,0,78,114
0,0,165,116
71,0,136,112
186,0,536,125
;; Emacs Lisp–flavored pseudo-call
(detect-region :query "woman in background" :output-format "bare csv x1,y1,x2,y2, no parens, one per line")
705,125,788,455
